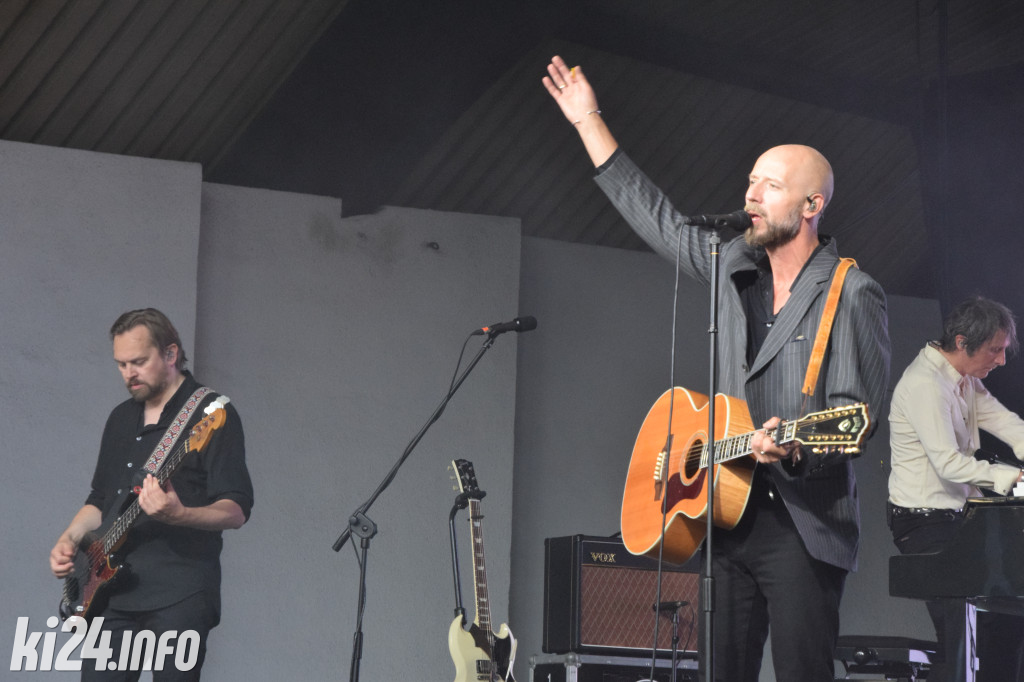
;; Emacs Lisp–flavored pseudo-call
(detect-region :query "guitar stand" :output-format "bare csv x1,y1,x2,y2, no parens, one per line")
448,492,475,622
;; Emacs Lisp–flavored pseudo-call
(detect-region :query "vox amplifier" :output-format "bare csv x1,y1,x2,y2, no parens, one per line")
543,535,699,657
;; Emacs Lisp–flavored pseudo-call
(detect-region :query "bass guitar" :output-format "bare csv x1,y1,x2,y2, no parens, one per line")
58,396,231,621
620,387,869,565
448,459,516,682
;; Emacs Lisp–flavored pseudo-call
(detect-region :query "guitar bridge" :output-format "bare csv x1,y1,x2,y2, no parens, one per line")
654,449,666,483
653,448,668,500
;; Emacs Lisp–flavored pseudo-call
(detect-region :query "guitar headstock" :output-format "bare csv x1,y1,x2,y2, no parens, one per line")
450,458,483,497
187,396,231,453
793,403,870,455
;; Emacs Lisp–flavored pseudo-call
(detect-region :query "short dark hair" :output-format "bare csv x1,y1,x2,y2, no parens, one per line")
939,297,1018,356
109,308,188,370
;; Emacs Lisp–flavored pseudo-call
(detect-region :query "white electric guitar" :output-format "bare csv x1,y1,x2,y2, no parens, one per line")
448,459,516,682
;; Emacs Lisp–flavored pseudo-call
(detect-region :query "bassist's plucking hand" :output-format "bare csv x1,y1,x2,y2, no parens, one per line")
49,504,101,578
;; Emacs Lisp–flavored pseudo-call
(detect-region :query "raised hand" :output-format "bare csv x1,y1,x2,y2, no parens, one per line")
541,55,618,167
542,55,600,125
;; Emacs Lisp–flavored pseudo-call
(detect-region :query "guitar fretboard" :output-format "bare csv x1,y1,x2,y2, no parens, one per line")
468,499,491,632
100,433,196,554
696,422,797,468
686,404,867,470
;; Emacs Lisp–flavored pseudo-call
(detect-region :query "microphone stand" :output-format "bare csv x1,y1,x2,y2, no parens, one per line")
654,601,689,682
645,224,723,682
702,227,722,682
331,333,499,682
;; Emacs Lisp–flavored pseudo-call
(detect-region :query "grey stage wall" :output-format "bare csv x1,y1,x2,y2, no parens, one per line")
1,140,520,681
2,139,942,682
1,140,202,679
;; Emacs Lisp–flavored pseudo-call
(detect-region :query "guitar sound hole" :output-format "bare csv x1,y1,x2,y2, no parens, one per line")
683,440,702,479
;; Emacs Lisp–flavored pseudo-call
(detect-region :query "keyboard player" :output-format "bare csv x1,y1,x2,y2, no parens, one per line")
888,296,1024,681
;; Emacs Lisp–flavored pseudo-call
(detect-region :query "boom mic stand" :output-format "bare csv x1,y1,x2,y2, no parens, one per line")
331,333,500,682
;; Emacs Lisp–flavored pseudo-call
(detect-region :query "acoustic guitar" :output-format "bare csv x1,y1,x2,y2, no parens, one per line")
620,387,869,565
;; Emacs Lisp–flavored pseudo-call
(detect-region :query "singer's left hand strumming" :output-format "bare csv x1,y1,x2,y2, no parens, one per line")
749,417,801,464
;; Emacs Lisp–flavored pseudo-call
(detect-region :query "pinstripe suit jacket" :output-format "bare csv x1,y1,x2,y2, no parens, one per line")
595,151,891,571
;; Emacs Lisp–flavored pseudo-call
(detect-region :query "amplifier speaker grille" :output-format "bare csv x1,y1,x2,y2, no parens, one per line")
543,535,698,657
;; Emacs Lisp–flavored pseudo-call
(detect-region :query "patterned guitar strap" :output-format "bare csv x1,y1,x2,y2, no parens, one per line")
131,386,214,493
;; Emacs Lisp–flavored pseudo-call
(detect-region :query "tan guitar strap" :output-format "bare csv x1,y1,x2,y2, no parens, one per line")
801,257,857,401
140,386,213,478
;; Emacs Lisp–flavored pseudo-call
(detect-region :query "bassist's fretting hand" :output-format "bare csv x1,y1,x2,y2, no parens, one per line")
137,474,185,524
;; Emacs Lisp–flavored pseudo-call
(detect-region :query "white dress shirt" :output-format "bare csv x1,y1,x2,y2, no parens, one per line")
888,343,1024,508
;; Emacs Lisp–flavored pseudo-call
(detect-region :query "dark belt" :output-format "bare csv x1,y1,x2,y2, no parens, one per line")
887,502,962,519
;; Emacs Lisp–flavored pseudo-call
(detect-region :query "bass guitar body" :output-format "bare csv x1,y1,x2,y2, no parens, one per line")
620,387,756,565
59,519,129,622
448,616,516,682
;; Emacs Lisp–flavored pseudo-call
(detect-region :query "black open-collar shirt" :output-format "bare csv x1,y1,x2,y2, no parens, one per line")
85,371,253,617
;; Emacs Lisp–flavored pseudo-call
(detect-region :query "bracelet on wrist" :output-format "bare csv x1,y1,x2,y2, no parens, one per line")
572,109,602,127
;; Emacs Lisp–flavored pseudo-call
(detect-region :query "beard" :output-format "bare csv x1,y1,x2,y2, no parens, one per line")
127,376,167,403
743,203,802,249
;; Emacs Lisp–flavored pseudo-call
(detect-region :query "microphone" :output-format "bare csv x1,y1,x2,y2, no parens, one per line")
472,316,538,337
684,210,752,230
653,600,689,613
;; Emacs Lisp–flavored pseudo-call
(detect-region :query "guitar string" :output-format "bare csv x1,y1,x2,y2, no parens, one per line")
74,427,203,578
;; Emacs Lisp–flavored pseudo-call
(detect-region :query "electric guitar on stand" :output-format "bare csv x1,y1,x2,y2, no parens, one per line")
448,459,516,682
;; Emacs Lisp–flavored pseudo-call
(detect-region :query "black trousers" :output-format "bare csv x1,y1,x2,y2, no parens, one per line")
80,591,216,682
891,510,1024,682
697,481,847,682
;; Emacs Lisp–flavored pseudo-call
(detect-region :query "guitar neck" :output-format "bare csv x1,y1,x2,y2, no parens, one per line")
99,433,195,554
468,498,491,631
699,422,796,468
696,403,868,468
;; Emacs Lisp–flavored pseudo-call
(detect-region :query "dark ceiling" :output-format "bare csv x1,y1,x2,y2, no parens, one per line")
4,0,1024,409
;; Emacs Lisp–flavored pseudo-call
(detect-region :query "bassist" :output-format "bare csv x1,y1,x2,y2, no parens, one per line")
48,308,254,681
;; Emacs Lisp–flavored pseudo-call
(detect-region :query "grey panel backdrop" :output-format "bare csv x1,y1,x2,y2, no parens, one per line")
1,139,201,680
2,140,945,682
2,141,521,681
194,187,522,681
